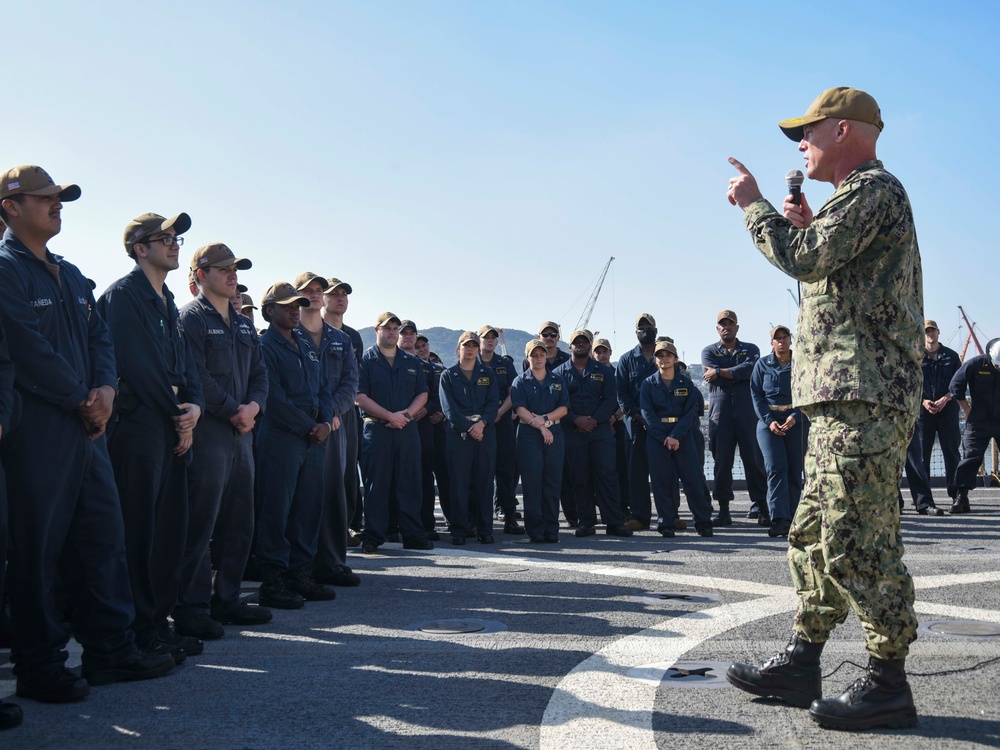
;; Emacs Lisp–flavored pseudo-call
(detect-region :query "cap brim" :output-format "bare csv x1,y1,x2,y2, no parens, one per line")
24,183,81,201
166,212,192,236
275,296,309,307
778,114,825,142
208,258,252,270
327,282,353,294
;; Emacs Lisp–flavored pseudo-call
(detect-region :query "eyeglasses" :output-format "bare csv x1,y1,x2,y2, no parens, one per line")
144,235,183,247
540,332,558,338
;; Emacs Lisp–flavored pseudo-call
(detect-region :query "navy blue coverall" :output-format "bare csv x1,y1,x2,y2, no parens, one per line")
510,370,569,538
342,323,365,530
0,231,137,678
750,353,804,522
950,347,1000,492
701,340,767,509
439,362,499,538
358,346,429,547
616,345,659,525
417,356,442,533
480,352,518,517
914,344,962,499
639,370,713,529
255,327,333,572
98,266,205,645
0,323,17,650
554,357,625,529
429,359,453,523
175,296,268,618
301,323,358,579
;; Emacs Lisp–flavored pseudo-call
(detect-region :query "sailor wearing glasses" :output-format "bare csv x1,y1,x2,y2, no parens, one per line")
97,212,205,663
520,321,570,373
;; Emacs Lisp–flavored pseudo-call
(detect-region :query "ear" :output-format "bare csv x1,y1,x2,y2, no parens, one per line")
1,198,20,219
132,242,147,259
835,119,850,143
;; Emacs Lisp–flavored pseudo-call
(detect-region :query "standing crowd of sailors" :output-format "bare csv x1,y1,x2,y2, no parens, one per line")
0,159,997,733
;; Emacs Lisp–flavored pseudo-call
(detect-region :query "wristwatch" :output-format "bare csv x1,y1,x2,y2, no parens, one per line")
543,415,553,428
403,411,413,421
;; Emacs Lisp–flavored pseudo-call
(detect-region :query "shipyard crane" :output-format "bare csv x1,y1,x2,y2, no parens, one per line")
575,256,615,331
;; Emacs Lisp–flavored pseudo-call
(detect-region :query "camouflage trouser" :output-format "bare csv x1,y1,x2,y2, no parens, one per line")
788,401,918,660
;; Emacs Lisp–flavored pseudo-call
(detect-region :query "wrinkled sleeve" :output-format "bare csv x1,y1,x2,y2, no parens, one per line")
750,358,771,424
744,181,891,283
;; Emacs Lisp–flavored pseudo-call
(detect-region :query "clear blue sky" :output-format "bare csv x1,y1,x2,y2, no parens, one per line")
6,1,997,360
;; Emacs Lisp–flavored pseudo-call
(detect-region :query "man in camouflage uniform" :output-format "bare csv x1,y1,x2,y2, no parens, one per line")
723,87,922,731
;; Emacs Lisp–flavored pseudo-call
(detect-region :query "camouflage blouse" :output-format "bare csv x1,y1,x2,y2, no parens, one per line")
743,159,922,415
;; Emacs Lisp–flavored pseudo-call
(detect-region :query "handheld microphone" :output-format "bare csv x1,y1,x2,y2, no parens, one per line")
785,169,804,205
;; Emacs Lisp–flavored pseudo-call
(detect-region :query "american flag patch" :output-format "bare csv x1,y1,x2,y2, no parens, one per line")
8,181,19,189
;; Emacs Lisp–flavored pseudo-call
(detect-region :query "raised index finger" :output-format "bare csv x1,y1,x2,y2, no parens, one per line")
728,156,750,175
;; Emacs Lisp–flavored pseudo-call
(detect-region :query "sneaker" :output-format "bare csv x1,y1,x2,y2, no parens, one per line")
174,613,225,641
82,648,175,686
284,569,336,601
211,601,274,625
16,666,90,703
747,505,760,519
916,503,945,516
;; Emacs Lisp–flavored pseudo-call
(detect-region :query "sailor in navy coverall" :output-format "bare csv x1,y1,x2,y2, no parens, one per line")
175,243,270,635
440,331,499,543
255,283,334,607
750,325,804,536
511,339,570,542
949,338,1000,514
554,329,630,536
296,272,360,587
701,310,767,525
912,319,961,507
98,212,205,658
616,314,660,528
356,312,433,552
0,167,173,698
640,339,714,536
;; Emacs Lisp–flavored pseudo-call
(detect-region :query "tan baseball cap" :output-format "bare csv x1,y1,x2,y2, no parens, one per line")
924,319,939,331
569,328,593,344
325,277,353,294
538,321,560,335
240,293,258,310
458,331,480,347
190,242,251,271
778,87,883,142
525,338,547,357
1,165,80,202
123,212,191,256
770,324,792,340
717,309,738,324
478,324,500,338
375,311,402,328
654,339,678,357
635,313,656,328
294,271,329,291
593,337,612,351
261,282,308,307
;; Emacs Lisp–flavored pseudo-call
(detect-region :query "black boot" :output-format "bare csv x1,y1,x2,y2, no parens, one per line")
0,700,22,730
712,501,732,527
258,565,304,610
809,656,918,730
503,514,525,535
726,634,823,708
950,489,971,514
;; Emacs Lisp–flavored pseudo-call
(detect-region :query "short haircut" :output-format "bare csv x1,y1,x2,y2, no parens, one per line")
0,194,25,223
